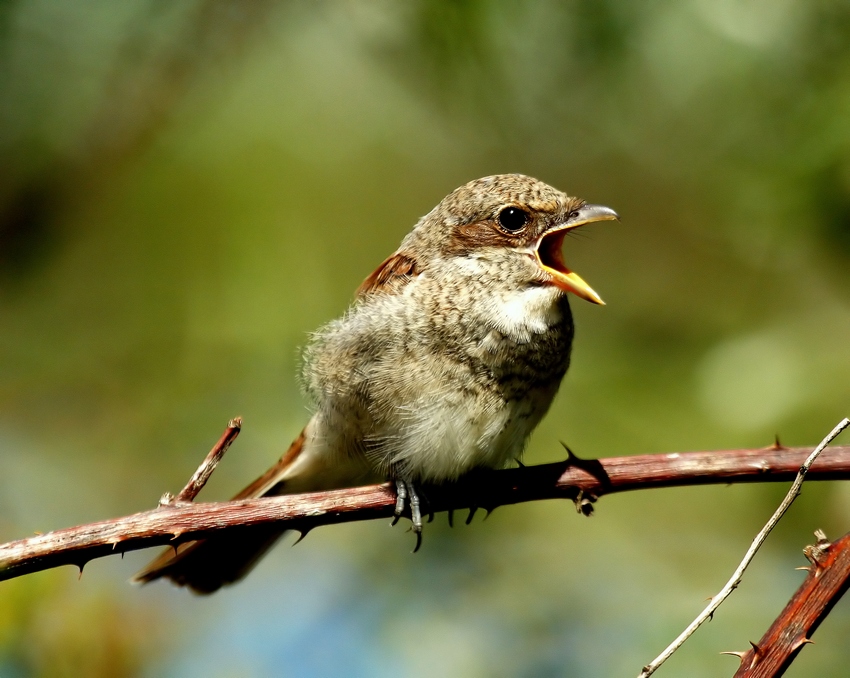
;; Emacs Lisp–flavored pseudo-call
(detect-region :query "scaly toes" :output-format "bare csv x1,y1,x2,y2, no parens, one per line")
391,479,424,552
392,479,408,526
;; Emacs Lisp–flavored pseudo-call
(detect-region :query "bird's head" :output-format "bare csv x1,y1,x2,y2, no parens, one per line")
406,174,618,304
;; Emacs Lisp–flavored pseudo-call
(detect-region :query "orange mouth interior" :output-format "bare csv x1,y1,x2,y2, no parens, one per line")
538,228,570,275
535,227,604,305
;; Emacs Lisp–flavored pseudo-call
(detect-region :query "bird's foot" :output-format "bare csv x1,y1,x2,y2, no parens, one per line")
391,479,423,552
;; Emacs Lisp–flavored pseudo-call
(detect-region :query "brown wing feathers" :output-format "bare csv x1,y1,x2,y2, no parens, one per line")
356,251,419,297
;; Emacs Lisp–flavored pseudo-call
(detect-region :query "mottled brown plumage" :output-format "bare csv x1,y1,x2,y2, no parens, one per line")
134,174,617,593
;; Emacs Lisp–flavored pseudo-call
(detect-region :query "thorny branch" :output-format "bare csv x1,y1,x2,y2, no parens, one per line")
2,420,850,586
637,417,850,678
729,530,850,677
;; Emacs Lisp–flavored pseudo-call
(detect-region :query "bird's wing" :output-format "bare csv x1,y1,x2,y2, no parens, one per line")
231,426,308,499
356,250,420,297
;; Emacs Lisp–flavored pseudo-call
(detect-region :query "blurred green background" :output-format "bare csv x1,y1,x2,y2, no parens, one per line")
1,1,850,676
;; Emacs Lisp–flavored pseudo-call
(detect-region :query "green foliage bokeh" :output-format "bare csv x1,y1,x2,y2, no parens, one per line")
1,2,850,676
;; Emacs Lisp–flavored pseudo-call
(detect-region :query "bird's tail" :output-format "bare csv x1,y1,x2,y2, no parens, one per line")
132,424,314,594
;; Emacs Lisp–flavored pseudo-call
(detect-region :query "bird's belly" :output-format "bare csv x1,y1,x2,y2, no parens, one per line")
370,374,555,483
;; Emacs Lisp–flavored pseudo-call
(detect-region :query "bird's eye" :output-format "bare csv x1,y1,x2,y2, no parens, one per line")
568,209,581,220
498,207,528,232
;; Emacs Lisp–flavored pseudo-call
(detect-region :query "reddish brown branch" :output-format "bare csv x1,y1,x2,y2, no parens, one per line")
2,444,850,583
730,530,850,677
170,417,241,504
640,418,850,678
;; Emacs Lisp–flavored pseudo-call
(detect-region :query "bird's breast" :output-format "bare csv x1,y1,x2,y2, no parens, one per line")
303,276,574,482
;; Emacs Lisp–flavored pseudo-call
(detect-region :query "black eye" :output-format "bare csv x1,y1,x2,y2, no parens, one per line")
498,207,528,232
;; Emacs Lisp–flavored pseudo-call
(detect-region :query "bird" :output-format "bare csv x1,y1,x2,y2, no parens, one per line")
133,174,617,593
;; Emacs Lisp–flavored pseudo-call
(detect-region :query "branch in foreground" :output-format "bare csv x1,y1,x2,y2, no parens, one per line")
637,417,850,678
3,442,850,583
728,529,850,677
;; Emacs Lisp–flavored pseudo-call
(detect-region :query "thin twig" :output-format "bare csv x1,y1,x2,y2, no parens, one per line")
169,417,242,504
637,418,850,678
727,530,850,676
3,442,850,582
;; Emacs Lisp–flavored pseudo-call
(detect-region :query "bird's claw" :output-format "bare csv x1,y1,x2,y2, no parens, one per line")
393,479,423,552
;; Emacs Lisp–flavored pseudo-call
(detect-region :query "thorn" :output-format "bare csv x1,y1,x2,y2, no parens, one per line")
720,650,747,663
797,637,815,648
447,510,454,528
803,546,819,566
514,457,525,468
33,531,42,536
466,507,478,525
291,529,311,546
482,506,496,520
708,610,714,621
749,641,763,657
561,442,580,463
77,561,86,579
796,566,812,572
770,434,784,450
804,540,829,568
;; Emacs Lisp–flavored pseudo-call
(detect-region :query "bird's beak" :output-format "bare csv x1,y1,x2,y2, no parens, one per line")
534,204,618,305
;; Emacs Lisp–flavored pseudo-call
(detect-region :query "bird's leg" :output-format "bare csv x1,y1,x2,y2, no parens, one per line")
392,479,423,552
408,483,422,551
409,484,422,531
392,479,407,526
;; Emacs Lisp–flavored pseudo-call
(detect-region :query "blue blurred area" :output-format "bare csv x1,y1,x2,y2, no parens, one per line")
1,1,850,676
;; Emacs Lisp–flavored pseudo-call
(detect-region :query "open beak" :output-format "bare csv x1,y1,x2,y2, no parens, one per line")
534,204,618,305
